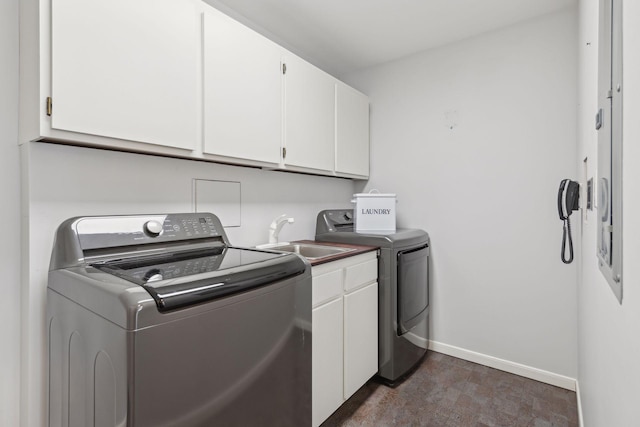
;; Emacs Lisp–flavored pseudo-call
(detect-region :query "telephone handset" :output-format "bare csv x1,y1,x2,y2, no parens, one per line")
558,180,580,220
558,179,580,264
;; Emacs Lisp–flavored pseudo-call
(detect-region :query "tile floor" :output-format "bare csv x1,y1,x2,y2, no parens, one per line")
322,351,579,427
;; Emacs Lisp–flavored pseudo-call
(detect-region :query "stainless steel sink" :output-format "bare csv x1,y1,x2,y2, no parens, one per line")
271,243,355,260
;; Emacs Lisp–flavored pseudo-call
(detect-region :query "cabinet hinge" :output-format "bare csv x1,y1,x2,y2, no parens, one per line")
46,97,52,116
282,63,287,75
282,147,287,159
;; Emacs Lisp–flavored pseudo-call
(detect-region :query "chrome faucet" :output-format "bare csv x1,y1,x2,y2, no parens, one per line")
269,214,295,244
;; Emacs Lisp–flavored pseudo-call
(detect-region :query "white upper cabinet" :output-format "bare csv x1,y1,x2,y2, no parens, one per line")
283,54,336,173
50,0,198,150
336,82,370,177
22,1,369,178
203,9,283,165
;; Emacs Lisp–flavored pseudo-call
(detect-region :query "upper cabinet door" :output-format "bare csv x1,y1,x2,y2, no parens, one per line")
284,54,335,172
203,10,283,164
51,0,198,150
336,83,370,177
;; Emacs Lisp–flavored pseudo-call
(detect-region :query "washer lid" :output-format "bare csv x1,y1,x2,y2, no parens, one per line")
92,246,305,311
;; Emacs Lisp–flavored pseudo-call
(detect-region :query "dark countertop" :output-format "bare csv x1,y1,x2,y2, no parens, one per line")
291,240,379,266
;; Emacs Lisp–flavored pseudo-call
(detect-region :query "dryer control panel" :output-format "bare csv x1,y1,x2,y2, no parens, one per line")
316,209,355,233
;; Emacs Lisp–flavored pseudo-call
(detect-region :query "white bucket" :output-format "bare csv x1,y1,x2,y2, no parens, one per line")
351,190,396,232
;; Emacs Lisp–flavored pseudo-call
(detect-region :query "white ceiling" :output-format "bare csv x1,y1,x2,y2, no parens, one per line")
206,0,576,76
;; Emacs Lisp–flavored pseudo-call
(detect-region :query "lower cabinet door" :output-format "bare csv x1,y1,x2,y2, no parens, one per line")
312,297,344,427
343,282,378,399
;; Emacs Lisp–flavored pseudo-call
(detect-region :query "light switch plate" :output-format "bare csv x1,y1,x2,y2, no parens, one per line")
193,179,241,227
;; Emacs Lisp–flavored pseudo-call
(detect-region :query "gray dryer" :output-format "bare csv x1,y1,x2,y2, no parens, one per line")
316,209,430,385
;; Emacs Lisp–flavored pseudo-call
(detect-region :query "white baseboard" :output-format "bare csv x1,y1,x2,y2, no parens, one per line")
575,380,584,427
428,340,577,391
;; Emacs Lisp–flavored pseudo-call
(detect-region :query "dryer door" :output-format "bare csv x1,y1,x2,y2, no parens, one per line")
397,244,429,335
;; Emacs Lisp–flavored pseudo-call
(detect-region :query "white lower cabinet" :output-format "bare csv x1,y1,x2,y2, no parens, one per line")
312,297,343,427
312,252,378,427
343,282,378,399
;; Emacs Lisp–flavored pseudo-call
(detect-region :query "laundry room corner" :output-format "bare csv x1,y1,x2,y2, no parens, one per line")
342,7,579,383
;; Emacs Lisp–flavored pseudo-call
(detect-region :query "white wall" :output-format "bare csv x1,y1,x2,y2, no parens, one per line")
21,141,355,426
344,8,579,381
577,0,640,425
0,0,22,425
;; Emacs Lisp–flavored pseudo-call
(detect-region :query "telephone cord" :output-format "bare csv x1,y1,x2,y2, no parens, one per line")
561,218,574,264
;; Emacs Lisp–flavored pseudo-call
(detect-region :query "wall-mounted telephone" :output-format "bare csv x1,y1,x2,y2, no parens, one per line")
558,179,580,264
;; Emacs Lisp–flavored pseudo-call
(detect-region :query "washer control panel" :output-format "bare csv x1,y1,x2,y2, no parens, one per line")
75,213,225,250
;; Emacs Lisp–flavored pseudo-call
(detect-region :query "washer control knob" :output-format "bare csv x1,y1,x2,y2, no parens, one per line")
144,220,163,237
